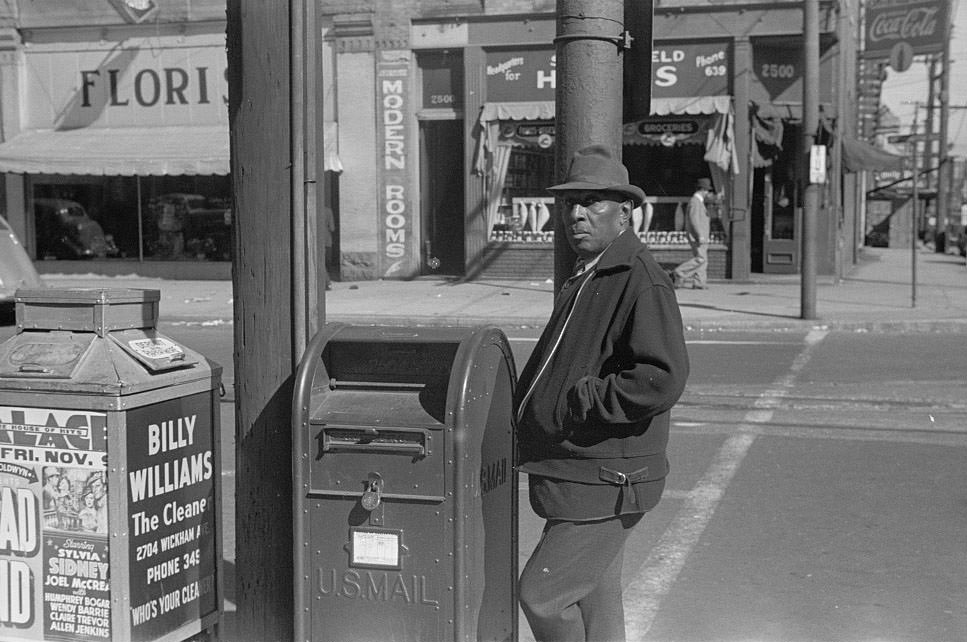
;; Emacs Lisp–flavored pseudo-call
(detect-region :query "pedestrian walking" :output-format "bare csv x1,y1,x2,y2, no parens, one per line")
671,177,713,289
515,144,690,642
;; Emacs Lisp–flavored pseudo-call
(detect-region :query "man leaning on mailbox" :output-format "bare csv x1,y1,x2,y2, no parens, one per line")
514,144,690,642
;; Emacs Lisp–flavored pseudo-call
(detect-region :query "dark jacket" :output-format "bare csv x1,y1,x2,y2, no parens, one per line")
515,230,689,517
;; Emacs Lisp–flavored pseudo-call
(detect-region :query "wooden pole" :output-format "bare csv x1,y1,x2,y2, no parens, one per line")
227,0,323,639
801,0,819,320
554,0,627,293
936,22,951,248
925,55,937,246
911,105,920,308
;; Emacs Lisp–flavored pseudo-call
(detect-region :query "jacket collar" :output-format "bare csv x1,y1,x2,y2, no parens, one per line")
592,229,641,273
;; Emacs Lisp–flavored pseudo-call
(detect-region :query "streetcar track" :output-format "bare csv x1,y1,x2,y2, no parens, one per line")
672,420,967,445
678,398,967,411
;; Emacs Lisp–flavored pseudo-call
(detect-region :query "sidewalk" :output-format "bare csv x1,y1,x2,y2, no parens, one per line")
40,246,967,333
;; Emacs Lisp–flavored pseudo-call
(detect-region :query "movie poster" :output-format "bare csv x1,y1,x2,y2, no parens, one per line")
0,406,110,642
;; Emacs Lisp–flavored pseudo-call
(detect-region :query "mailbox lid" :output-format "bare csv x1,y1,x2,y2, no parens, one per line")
308,382,448,501
303,326,471,502
0,330,96,379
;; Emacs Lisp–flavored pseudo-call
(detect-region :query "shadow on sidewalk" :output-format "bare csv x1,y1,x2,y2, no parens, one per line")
678,301,799,320
844,274,967,290
445,278,553,294
219,558,236,640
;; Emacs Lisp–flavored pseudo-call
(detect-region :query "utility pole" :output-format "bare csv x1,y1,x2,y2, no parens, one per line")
553,0,629,292
925,55,936,245
911,103,920,308
801,0,819,320
935,19,951,249
227,0,325,640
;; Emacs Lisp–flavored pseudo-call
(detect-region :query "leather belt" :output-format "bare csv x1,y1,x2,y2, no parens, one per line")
598,465,650,485
599,465,651,506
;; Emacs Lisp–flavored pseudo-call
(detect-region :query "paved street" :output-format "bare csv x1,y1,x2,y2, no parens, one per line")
0,323,949,641
513,328,966,642
2,247,965,641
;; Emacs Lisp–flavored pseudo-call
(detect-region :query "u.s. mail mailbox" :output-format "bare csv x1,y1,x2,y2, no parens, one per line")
292,323,518,642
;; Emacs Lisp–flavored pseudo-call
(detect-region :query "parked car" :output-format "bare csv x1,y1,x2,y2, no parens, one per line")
150,193,232,260
0,214,44,308
34,198,119,259
945,223,966,257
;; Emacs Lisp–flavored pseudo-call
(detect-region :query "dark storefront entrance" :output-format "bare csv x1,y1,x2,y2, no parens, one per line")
420,120,466,275
751,120,803,274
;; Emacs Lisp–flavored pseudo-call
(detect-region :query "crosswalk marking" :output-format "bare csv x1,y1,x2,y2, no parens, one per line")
623,329,828,640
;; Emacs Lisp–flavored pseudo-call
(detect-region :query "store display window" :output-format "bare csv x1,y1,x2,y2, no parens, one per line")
31,175,233,262
476,108,735,246
622,114,731,245
483,121,555,243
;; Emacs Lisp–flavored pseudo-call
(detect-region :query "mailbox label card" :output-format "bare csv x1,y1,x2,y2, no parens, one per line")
0,405,111,642
126,393,217,642
350,528,402,569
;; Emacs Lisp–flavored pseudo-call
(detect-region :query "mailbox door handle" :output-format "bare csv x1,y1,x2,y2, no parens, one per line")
317,424,429,457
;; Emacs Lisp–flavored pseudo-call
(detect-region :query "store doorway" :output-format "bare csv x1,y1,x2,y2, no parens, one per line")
754,123,802,274
419,120,465,276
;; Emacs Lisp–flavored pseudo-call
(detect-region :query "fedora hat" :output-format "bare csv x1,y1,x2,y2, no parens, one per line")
695,177,713,190
548,144,645,206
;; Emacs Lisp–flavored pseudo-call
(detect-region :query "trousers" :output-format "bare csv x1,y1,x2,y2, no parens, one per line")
673,240,708,287
519,513,644,642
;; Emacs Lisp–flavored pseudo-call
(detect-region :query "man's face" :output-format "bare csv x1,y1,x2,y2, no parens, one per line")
559,190,630,259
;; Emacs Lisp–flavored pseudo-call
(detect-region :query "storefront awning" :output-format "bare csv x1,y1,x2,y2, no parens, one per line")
479,101,556,123
479,97,731,122
474,98,733,174
650,96,731,116
842,136,905,173
0,125,230,176
0,123,345,176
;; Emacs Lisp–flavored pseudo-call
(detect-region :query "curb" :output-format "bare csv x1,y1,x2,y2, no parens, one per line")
325,314,549,329
154,313,967,334
682,319,967,334
323,314,967,334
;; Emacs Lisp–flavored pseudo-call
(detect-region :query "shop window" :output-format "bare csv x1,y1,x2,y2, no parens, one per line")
622,143,729,246
482,118,730,246
31,176,233,262
146,192,233,260
486,122,555,243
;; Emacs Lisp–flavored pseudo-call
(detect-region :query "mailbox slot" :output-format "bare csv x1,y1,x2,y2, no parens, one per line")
318,423,430,457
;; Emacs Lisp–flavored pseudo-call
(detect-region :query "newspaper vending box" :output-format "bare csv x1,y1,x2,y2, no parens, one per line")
0,288,222,642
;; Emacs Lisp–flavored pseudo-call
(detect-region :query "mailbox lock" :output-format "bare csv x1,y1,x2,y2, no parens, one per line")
361,473,383,511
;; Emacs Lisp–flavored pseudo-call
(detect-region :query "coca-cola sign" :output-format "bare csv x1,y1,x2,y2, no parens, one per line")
864,0,949,56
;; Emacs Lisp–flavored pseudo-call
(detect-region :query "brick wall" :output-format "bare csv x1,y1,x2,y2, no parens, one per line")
474,243,555,280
